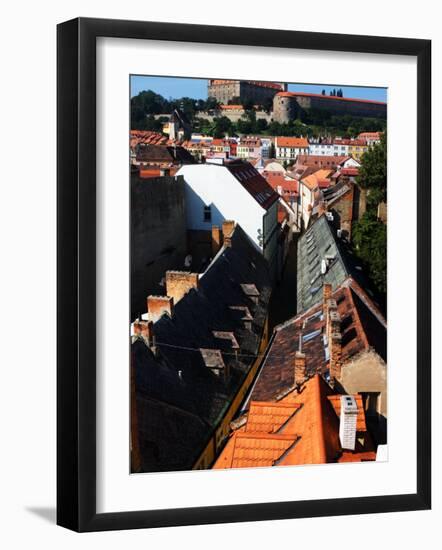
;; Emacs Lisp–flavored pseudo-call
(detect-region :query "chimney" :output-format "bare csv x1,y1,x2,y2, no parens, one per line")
329,331,342,385
222,220,235,240
294,351,306,386
318,200,327,216
339,395,358,451
147,295,174,323
323,283,333,320
323,283,332,307
165,270,199,304
133,319,154,345
328,309,341,343
211,225,222,257
224,234,232,248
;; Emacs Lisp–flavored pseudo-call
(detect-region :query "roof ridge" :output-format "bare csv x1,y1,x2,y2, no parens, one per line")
249,400,301,409
276,404,303,434
344,286,370,350
272,436,301,466
346,277,387,326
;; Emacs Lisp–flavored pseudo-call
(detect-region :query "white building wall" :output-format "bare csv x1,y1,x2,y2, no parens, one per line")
342,157,361,168
300,182,315,229
176,164,266,249
275,146,309,161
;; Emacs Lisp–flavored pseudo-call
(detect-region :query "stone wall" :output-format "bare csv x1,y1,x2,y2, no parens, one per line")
330,182,354,239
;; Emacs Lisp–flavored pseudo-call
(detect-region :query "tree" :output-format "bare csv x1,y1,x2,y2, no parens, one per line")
357,132,387,208
241,98,255,112
352,211,387,294
256,118,268,133
211,116,233,138
352,132,387,297
260,97,274,113
205,97,221,111
236,117,253,135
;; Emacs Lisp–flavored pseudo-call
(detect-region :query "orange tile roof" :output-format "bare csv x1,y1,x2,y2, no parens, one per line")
213,374,376,470
358,132,382,139
220,104,244,110
302,169,333,190
245,401,301,434
263,173,299,194
276,137,309,148
217,432,300,469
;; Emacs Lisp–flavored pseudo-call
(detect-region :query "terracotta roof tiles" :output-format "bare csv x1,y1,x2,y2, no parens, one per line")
213,374,376,469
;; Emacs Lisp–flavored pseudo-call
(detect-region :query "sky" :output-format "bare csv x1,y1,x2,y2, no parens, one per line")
130,75,387,103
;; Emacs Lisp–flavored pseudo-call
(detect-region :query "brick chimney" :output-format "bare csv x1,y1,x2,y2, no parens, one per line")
294,351,306,386
222,220,235,239
133,319,154,346
165,271,199,304
328,309,341,342
329,331,342,385
211,225,222,257
325,298,338,342
147,295,174,323
323,283,332,314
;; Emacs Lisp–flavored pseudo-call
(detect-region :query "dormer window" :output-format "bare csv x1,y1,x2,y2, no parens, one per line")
203,205,212,223
241,283,260,304
213,331,239,349
200,348,229,381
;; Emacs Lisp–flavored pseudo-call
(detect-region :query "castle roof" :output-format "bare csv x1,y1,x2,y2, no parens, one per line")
276,91,386,106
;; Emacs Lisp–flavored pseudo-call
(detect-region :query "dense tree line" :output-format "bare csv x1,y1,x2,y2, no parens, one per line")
131,90,386,137
131,90,221,129
352,133,387,296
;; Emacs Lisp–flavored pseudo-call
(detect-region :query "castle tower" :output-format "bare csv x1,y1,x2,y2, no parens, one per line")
273,92,296,123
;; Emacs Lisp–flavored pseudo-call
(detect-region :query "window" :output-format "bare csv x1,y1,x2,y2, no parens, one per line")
203,205,212,223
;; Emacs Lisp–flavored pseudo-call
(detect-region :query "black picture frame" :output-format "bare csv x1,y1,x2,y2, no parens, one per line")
57,17,431,532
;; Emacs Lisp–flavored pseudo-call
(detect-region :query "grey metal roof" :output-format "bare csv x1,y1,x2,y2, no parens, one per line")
296,215,349,313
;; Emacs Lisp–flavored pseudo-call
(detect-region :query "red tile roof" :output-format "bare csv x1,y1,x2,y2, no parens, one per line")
226,161,279,210
263,173,299,194
276,137,309,148
340,168,359,177
301,169,333,191
249,278,386,404
213,374,376,469
220,104,244,110
358,132,382,140
296,155,350,168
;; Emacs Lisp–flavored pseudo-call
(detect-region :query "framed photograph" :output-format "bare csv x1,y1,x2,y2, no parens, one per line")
57,17,431,532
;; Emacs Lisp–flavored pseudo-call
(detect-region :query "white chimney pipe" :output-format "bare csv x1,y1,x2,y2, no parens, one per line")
339,395,358,451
